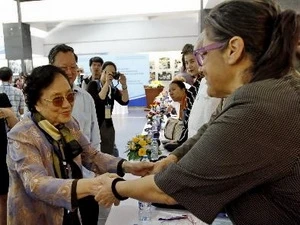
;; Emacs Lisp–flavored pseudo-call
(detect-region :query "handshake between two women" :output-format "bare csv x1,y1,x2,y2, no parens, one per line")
92,156,178,208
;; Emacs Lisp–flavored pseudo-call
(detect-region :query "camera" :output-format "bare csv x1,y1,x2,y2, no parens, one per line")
112,72,121,80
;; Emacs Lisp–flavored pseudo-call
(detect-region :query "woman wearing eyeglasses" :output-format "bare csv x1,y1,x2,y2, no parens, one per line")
94,1,300,224
6,65,153,225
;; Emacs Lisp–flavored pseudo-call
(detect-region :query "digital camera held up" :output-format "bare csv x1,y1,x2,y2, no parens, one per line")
112,72,121,80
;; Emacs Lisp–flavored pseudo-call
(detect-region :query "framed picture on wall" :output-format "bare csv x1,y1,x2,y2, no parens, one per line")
149,71,156,82
150,60,155,70
158,71,172,81
174,59,182,70
159,57,170,69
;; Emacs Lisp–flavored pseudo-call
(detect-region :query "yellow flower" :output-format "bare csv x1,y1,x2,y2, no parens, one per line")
138,139,147,147
138,148,147,156
129,142,136,151
132,137,139,143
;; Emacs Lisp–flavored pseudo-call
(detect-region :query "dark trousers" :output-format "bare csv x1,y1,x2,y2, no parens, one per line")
99,119,119,157
78,196,99,225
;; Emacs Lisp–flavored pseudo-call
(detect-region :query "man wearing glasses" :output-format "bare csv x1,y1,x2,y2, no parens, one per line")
48,44,101,225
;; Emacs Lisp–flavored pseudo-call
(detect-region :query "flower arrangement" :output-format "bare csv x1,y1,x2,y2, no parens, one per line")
145,80,164,88
146,101,165,125
125,134,152,160
125,134,162,160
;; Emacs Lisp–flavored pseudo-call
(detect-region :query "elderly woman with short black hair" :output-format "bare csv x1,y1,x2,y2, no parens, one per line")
6,65,152,225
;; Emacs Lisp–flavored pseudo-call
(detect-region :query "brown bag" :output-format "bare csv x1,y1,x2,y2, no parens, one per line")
164,118,183,140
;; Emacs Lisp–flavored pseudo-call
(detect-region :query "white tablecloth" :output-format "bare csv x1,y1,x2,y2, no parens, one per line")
105,174,208,225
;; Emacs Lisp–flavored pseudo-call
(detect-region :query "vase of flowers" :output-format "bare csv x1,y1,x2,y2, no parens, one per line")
125,134,152,161
144,80,164,109
125,134,162,161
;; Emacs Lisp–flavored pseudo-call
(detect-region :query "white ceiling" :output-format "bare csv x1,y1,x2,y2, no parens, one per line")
0,0,224,35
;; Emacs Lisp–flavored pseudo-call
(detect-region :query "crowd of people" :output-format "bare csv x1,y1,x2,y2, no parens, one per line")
0,0,299,225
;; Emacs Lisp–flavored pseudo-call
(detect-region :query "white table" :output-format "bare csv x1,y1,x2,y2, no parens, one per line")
105,199,208,225
105,176,208,225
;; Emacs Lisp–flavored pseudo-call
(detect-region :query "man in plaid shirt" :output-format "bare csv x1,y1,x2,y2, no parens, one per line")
0,67,25,120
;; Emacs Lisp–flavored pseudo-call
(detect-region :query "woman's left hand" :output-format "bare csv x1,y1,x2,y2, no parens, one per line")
119,74,127,86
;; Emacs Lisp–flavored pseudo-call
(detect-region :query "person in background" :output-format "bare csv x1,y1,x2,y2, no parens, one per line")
86,61,129,157
94,1,300,224
0,93,18,225
82,56,103,90
178,43,203,137
13,78,19,88
187,34,222,138
164,43,202,151
6,65,153,225
0,67,25,120
167,80,187,120
167,74,191,119
74,67,84,88
13,77,23,89
48,44,101,224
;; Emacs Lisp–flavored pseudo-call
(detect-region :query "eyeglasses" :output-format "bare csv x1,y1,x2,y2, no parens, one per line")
193,42,226,66
59,66,77,72
44,92,76,107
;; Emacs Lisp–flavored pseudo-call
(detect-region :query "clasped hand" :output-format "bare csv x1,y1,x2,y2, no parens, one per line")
94,173,120,208
94,160,154,207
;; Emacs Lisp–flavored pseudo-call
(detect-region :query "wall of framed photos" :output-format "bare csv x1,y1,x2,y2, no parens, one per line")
148,51,183,87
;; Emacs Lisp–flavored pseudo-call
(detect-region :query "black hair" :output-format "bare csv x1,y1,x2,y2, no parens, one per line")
74,53,78,63
170,80,187,91
101,61,117,71
205,0,300,81
23,65,70,112
48,44,76,64
0,67,13,81
181,44,194,71
89,56,104,67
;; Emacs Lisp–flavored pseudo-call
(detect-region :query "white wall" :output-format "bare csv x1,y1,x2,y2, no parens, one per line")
42,17,200,55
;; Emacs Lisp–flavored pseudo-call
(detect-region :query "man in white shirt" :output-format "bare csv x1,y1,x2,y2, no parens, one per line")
48,44,101,225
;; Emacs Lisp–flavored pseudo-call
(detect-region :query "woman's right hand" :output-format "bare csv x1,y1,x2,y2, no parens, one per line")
105,72,114,85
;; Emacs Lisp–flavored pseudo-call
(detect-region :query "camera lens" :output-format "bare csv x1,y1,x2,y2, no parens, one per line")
113,72,120,80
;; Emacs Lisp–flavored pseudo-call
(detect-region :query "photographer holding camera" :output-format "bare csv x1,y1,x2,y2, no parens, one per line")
87,61,129,157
